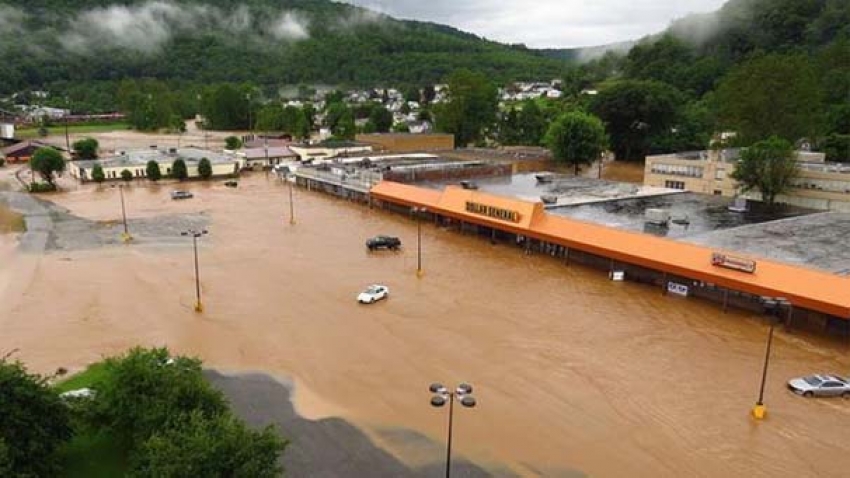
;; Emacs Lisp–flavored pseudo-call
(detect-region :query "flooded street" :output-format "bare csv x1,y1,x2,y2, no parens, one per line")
3,173,850,476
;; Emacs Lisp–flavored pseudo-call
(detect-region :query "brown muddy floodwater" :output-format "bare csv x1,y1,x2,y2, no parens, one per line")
3,174,850,477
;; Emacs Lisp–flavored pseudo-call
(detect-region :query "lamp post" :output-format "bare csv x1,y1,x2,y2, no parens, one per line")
429,383,476,478
413,206,427,277
181,229,208,313
288,174,296,225
111,184,131,242
752,297,788,419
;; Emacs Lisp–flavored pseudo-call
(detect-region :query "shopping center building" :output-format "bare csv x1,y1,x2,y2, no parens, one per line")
369,181,850,334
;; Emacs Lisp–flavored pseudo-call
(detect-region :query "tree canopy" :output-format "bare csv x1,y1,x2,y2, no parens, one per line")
730,136,799,206
30,147,66,186
0,357,72,477
72,137,99,160
171,159,188,181
435,69,498,147
545,111,608,175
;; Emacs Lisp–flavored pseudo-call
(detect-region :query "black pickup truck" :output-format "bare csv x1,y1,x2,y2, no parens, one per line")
366,236,401,251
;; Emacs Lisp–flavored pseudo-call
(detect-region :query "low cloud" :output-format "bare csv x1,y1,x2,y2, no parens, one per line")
270,12,310,41
0,5,27,36
53,1,311,55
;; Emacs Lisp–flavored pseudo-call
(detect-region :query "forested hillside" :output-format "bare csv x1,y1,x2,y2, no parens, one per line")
0,0,568,94
569,0,849,160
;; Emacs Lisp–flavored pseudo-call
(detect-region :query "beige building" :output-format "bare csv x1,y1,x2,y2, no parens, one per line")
289,141,373,163
644,149,850,211
68,147,239,182
355,133,454,153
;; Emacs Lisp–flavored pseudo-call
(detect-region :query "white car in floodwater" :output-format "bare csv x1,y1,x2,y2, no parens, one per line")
787,375,850,398
357,284,389,304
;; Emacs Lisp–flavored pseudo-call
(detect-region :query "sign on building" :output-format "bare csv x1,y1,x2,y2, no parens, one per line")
711,252,756,273
464,201,521,223
667,282,689,297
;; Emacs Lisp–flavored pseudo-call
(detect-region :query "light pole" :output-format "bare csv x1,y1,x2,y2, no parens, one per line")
752,297,788,419
181,229,208,313
111,184,131,242
288,174,296,225
413,206,427,277
64,97,71,155
429,383,476,478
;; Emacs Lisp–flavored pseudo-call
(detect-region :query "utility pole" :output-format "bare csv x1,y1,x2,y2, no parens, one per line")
181,229,208,312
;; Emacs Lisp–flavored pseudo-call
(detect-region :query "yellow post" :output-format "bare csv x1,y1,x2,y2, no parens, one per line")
194,302,204,313
752,404,766,420
121,232,133,243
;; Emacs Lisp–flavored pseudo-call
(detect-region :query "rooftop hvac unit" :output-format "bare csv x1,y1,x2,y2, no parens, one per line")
645,208,670,225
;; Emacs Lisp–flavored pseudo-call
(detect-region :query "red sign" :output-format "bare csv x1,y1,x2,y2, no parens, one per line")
711,252,756,273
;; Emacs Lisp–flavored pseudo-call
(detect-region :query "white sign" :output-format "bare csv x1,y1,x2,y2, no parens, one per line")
667,282,689,297
610,270,625,281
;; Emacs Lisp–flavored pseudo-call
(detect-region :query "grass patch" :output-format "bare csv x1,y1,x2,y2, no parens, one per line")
16,121,131,139
54,362,108,393
0,203,26,233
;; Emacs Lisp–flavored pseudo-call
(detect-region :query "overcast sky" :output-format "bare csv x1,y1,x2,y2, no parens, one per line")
343,0,728,48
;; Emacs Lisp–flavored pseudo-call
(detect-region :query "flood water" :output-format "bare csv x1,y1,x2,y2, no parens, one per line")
3,173,850,476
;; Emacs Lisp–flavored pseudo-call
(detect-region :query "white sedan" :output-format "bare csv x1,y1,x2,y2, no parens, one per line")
357,284,389,304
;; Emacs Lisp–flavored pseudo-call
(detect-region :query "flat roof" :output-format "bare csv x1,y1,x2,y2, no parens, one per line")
370,181,850,319
75,148,235,169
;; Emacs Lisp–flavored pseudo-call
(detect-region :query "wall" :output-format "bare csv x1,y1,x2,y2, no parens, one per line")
383,163,512,183
356,133,454,152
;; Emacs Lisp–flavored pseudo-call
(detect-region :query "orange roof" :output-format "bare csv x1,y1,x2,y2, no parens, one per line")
370,181,850,318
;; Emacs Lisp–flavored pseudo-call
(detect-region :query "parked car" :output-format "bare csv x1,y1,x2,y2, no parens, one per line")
171,190,193,200
366,235,401,251
357,284,389,304
224,180,238,188
787,375,850,397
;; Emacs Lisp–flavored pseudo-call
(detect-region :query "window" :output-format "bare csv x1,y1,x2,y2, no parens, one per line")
713,190,722,196
715,169,726,180
664,180,685,190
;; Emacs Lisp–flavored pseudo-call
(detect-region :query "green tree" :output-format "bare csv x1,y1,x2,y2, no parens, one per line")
435,69,498,147
0,358,72,477
87,347,227,445
171,159,188,181
92,163,106,183
327,103,355,140
198,158,213,180
731,136,799,207
714,54,824,143
121,169,133,182
368,105,394,133
201,84,250,130
146,160,162,181
590,80,683,161
225,136,243,150
72,137,99,160
517,100,547,145
545,111,608,175
30,147,66,186
130,411,285,477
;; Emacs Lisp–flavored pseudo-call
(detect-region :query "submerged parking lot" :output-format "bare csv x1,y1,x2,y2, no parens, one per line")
3,173,850,476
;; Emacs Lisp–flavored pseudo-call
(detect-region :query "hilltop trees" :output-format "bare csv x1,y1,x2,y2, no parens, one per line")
731,136,799,207
545,112,608,175
436,69,498,146
714,54,824,143
590,80,683,161
367,105,394,133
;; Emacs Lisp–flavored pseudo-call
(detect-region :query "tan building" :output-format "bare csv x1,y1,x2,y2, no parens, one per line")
644,149,850,211
68,147,239,182
356,133,454,153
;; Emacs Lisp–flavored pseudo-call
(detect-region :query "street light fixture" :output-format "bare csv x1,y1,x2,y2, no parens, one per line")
413,206,427,277
180,229,208,313
429,382,476,478
111,184,131,242
287,174,296,225
752,297,789,419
